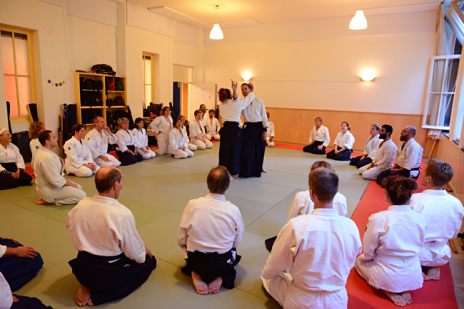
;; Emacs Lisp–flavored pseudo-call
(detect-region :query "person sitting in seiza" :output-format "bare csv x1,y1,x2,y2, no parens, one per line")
180,116,197,152
169,116,194,159
261,168,362,309
64,124,100,177
266,112,275,147
349,124,382,168
115,117,143,166
302,117,330,154
410,158,464,281
326,121,355,161
178,166,244,295
84,116,121,167
67,167,156,306
34,130,86,205
28,121,45,170
132,117,156,160
205,109,221,141
189,110,213,150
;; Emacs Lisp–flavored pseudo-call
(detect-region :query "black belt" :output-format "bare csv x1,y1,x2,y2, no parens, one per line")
398,166,420,171
224,121,238,124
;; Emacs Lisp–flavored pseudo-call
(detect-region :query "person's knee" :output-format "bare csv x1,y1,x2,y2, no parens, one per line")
197,145,206,150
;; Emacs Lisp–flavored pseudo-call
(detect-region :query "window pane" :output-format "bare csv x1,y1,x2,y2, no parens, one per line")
431,59,446,92
425,94,441,126
14,33,30,76
1,31,15,74
4,75,18,117
144,85,151,105
17,76,31,117
144,58,151,84
438,94,454,127
444,58,459,93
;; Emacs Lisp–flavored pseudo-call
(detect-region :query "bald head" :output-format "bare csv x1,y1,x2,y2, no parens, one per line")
406,126,416,137
207,166,231,194
95,166,122,193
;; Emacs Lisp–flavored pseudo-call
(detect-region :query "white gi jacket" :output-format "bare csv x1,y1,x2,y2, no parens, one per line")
309,125,330,147
177,193,244,259
169,128,189,151
334,131,355,150
64,137,95,169
149,116,173,134
67,195,146,263
30,138,42,168
372,139,397,171
396,138,423,170
268,121,275,138
363,134,382,160
0,273,12,309
357,205,426,292
85,128,118,159
241,97,269,128
189,120,207,140
219,93,255,123
262,209,362,309
205,117,221,134
410,190,464,266
287,190,347,222
34,147,66,189
115,129,140,153
0,142,25,172
132,128,149,149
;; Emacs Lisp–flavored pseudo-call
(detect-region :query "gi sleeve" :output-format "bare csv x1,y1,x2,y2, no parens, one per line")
0,244,6,258
270,122,275,138
12,144,25,170
85,132,100,159
0,273,13,309
376,143,397,169
115,131,128,153
119,215,146,264
64,140,85,168
402,143,422,170
359,215,383,262
40,157,66,188
169,129,179,152
309,127,315,144
368,138,381,160
237,92,255,109
177,201,195,257
287,192,308,223
233,208,244,248
107,132,118,145
323,127,330,147
344,134,355,149
149,117,162,134
260,100,269,128
83,140,95,164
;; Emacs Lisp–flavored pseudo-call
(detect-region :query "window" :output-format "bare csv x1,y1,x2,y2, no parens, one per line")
1,26,36,122
142,53,154,107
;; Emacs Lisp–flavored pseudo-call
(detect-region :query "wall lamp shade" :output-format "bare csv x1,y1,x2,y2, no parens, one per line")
242,72,252,81
349,10,367,30
360,71,376,81
210,24,224,40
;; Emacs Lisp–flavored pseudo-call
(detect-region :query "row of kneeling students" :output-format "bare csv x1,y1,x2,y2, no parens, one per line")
0,158,461,308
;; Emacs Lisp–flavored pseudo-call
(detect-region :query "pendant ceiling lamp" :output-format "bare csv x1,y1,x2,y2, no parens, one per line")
349,10,367,30
210,5,224,40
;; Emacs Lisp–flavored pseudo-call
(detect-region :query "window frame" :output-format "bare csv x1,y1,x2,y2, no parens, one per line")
142,52,154,107
1,25,37,123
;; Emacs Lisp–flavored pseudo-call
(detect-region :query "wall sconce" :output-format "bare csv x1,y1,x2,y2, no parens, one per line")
360,71,375,82
242,72,252,81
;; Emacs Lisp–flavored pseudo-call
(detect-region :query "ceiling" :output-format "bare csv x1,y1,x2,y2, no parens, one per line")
127,0,443,25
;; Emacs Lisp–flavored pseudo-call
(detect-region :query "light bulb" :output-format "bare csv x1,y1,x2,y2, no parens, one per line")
349,10,367,30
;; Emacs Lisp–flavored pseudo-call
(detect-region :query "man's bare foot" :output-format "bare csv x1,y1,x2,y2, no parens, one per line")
35,198,52,205
192,272,208,295
262,168,268,173
427,267,440,280
422,271,430,280
76,284,91,306
208,276,222,294
400,291,412,304
380,290,407,307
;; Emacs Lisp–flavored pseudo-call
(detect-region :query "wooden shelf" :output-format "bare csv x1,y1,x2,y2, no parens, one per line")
81,106,104,109
107,105,126,108
81,89,102,92
107,91,124,93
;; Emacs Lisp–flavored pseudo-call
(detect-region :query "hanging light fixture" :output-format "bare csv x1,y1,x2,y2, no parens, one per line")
349,10,367,30
210,5,224,40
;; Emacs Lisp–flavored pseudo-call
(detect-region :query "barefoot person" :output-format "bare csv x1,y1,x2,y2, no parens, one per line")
178,166,244,295
64,124,100,177
85,116,121,167
67,167,156,306
0,129,32,190
262,168,361,309
355,176,426,307
34,130,86,205
410,159,464,280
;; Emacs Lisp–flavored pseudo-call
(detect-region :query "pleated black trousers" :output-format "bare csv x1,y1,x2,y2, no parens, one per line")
219,122,242,175
239,122,266,178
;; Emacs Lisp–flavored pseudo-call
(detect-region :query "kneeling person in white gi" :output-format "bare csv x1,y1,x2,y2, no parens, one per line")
355,176,426,307
262,168,362,309
266,112,275,147
67,167,156,306
178,166,244,295
34,131,86,205
410,159,464,281
64,124,100,177
169,116,194,159
205,109,221,140
85,116,121,167
190,110,213,150
132,118,156,159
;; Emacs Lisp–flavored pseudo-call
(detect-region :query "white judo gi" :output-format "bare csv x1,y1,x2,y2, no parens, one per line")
189,119,213,150
410,190,464,266
362,134,382,160
333,131,355,150
287,190,348,222
64,137,100,177
395,138,424,177
132,128,156,159
355,205,426,293
149,116,173,155
266,121,275,147
85,128,121,167
169,128,193,159
34,147,86,205
359,139,397,180
29,138,42,169
0,142,25,172
309,125,330,147
181,126,197,151
0,272,12,309
205,117,221,140
262,209,362,309
115,129,139,152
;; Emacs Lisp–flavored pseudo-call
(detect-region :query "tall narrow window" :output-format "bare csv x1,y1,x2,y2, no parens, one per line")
1,26,36,121
142,53,154,107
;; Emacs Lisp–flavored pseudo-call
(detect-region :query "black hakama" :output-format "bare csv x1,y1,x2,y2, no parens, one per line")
219,122,243,175
302,141,326,155
326,147,352,161
11,295,52,309
239,122,266,178
349,156,373,169
181,249,241,289
116,145,143,166
68,251,156,305
376,168,420,187
0,238,43,291
0,163,32,191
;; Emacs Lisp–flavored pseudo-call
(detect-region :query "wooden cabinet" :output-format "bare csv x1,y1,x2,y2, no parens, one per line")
74,72,127,125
